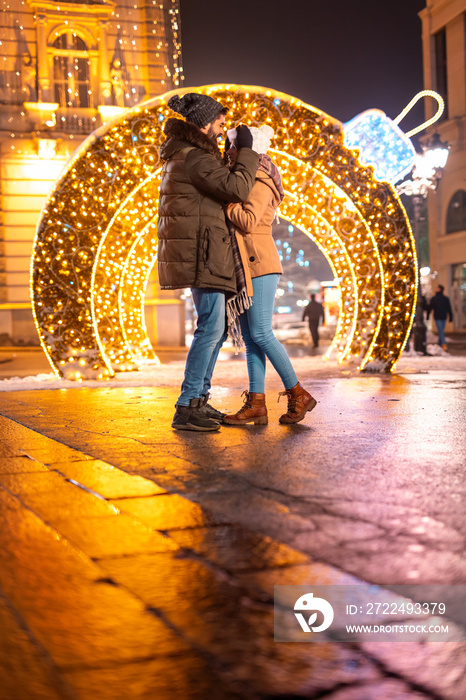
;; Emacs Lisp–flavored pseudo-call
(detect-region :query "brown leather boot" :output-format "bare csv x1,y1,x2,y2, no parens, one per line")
278,382,317,424
223,391,268,425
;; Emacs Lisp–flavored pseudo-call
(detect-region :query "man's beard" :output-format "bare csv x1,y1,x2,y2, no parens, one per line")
205,124,220,141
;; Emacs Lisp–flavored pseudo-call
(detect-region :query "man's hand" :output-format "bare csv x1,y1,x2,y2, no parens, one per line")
236,124,253,149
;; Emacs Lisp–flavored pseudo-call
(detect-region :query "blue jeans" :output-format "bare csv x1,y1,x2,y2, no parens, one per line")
435,318,446,346
240,274,298,393
177,289,227,406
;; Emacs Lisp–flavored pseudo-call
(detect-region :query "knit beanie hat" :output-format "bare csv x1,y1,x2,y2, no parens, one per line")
167,93,227,128
227,125,274,154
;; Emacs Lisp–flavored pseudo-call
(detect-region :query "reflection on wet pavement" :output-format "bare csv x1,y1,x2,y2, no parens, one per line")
0,370,465,698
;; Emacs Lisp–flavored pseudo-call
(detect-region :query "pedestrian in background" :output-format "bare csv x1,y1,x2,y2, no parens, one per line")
406,294,429,354
302,293,325,348
157,93,259,432
222,125,317,426
427,284,453,350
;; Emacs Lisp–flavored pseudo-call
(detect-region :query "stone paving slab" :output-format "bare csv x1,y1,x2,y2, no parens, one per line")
0,489,190,670
62,654,249,700
323,680,431,700
51,459,167,499
54,514,179,560
166,524,309,572
357,641,466,700
115,493,228,530
0,454,50,474
0,470,119,521
0,594,72,700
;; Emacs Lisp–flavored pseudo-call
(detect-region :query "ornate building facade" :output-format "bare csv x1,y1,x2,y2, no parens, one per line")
420,0,466,330
0,0,182,344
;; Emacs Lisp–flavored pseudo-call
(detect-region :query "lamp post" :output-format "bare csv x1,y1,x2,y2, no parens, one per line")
396,132,450,353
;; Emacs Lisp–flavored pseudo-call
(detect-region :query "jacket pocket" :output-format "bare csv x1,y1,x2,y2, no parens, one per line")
204,228,234,279
244,236,261,267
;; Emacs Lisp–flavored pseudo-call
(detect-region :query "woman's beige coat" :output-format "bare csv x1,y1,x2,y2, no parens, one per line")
226,169,283,296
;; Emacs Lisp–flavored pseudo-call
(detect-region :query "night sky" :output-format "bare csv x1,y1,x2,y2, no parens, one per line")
180,0,427,135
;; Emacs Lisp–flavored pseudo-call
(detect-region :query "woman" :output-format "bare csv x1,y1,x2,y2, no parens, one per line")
223,125,317,425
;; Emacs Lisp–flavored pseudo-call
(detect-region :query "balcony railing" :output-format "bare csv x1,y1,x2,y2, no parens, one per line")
55,108,99,134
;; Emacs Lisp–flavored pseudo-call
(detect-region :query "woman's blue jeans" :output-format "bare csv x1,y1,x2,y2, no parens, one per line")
177,289,227,406
240,273,298,393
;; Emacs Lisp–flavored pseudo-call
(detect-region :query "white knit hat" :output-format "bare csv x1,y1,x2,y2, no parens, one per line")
249,125,274,154
226,125,274,154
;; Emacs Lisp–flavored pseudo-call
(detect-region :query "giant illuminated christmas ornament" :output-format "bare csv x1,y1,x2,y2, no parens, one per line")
30,85,444,380
343,90,445,184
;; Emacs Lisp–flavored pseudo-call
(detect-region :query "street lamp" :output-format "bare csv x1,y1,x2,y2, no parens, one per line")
396,132,450,353
396,132,450,197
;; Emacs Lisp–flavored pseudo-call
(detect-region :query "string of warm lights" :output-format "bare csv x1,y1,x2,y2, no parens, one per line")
120,220,160,364
31,84,417,379
92,171,160,373
0,0,183,131
272,150,386,365
393,89,444,138
111,0,183,95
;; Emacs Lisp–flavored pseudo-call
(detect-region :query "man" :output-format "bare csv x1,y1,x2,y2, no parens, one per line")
302,293,325,348
427,284,453,350
157,92,259,431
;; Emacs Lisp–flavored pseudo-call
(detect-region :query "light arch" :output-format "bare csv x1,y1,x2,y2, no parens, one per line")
31,84,417,379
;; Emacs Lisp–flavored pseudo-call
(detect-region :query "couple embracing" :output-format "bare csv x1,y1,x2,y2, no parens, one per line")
157,92,317,432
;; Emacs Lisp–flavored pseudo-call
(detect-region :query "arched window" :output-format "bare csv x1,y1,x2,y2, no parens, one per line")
446,190,466,234
53,32,90,108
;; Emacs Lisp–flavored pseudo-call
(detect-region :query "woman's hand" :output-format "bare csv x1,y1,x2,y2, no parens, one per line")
236,125,253,149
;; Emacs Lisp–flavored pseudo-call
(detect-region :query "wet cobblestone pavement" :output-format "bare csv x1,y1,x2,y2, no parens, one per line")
0,362,465,699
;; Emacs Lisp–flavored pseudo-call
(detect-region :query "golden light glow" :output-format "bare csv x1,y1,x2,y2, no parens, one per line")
30,84,417,379
97,105,127,123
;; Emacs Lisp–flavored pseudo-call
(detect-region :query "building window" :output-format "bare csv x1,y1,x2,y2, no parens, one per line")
446,191,466,234
53,33,91,108
434,28,448,120
451,263,466,329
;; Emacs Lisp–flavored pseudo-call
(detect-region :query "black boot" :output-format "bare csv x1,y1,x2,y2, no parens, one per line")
199,393,226,422
172,398,221,432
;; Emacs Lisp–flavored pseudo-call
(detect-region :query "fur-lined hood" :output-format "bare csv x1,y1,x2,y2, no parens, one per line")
160,117,223,162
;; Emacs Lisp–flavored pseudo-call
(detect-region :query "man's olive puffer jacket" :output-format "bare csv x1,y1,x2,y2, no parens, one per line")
157,118,259,292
